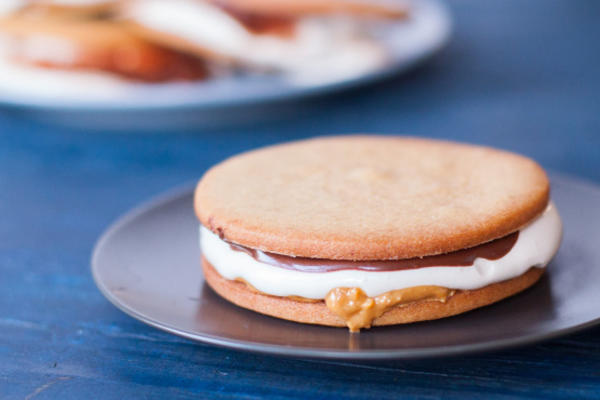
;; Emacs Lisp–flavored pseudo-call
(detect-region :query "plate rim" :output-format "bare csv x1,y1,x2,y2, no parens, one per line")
91,172,600,360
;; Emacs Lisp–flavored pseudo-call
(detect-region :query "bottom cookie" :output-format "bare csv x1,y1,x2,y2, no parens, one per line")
202,257,544,330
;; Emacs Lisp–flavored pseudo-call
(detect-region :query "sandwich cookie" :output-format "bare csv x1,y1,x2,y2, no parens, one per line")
122,0,409,83
195,136,562,331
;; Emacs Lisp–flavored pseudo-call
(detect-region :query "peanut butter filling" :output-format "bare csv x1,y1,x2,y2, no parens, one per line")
325,286,455,332
236,276,455,331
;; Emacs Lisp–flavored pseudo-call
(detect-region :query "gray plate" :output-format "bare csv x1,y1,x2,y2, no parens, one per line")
91,174,600,360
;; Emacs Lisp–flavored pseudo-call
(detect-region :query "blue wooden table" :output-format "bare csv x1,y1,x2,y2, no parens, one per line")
2,0,599,398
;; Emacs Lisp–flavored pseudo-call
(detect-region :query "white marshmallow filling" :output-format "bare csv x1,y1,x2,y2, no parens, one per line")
200,202,562,299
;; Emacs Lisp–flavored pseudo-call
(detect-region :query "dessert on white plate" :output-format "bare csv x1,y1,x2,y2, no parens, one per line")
0,0,450,109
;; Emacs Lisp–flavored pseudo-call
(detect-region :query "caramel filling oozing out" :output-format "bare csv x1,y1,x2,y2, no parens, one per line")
236,276,454,331
325,286,454,332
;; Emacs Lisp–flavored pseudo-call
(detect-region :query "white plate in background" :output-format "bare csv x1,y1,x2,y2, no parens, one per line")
0,0,451,129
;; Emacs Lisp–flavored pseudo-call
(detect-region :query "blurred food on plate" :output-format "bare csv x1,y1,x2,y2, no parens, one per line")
0,0,411,84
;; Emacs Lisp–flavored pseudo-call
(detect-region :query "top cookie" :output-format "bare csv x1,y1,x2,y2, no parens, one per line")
195,136,549,260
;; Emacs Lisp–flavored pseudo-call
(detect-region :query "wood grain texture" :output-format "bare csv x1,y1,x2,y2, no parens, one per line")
1,0,600,398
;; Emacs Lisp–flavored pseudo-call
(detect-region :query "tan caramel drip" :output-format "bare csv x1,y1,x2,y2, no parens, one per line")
325,286,454,332
235,277,455,329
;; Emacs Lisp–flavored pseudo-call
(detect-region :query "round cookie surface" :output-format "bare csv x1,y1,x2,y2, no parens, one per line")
202,258,545,327
195,136,549,260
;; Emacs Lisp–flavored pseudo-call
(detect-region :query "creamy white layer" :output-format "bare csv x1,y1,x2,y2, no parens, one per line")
201,202,562,299
124,0,393,84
